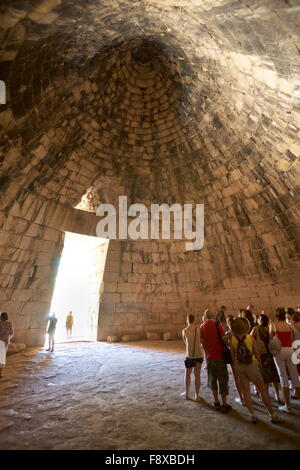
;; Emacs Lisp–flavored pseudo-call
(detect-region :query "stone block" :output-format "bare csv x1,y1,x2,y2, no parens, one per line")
102,282,118,293
20,301,49,315
121,334,143,342
10,289,33,302
159,312,173,323
7,342,26,354
99,303,116,314
107,335,120,342
0,300,22,314
146,332,162,340
115,313,139,325
11,313,31,330
163,331,177,341
117,282,140,293
43,227,60,242
102,271,120,282
101,293,120,303
105,261,121,272
116,303,140,313
30,313,48,329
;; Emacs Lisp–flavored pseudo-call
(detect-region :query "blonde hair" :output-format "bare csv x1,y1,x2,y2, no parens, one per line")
203,309,215,320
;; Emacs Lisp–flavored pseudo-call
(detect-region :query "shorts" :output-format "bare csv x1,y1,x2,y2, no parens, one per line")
235,361,264,383
184,357,204,368
207,359,229,395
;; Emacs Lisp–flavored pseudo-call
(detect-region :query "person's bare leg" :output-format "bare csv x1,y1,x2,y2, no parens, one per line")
213,389,219,403
221,393,228,406
272,382,281,403
183,368,192,399
294,387,300,399
283,386,290,407
231,365,243,402
255,381,274,415
241,379,255,415
194,362,201,400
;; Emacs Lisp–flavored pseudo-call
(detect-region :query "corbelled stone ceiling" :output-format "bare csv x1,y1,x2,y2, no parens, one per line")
0,0,300,344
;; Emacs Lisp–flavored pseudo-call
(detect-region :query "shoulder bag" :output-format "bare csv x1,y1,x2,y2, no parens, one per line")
215,321,233,364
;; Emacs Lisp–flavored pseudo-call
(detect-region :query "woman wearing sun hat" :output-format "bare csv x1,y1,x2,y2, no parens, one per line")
230,317,283,424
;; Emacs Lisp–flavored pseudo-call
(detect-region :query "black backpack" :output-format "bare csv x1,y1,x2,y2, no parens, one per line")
236,336,253,364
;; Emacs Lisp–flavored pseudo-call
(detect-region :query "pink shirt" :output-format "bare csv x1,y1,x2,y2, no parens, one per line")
276,330,292,347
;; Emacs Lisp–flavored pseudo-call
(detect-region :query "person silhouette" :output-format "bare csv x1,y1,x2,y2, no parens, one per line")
0,312,14,378
66,311,74,339
46,313,57,352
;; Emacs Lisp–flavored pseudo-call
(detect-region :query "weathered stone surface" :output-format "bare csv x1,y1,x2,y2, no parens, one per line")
0,420,14,432
0,342,299,450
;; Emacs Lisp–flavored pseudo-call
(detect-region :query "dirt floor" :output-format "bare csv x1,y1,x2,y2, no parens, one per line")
0,340,299,450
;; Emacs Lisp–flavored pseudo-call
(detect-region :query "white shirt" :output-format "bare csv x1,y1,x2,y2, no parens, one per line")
182,324,204,358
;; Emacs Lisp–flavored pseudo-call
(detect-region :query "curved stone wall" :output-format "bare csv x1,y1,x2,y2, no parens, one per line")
0,0,300,343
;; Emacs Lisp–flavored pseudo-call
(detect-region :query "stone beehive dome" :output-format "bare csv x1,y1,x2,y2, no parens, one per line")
0,0,300,345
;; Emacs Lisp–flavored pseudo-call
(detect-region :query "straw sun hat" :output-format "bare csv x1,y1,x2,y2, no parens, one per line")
231,317,251,336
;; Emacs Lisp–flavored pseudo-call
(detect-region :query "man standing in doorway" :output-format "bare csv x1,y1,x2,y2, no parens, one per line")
47,313,57,352
66,311,74,340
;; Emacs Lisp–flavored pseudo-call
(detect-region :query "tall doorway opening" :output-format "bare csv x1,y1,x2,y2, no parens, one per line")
48,232,109,342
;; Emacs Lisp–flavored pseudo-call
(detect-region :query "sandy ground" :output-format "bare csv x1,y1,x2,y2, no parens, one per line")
0,340,299,450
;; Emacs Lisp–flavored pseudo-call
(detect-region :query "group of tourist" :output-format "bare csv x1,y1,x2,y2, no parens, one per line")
182,305,300,424
1,301,300,430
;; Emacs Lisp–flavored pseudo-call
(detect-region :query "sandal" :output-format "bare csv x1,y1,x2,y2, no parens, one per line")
180,392,190,400
251,415,257,424
221,404,232,413
270,413,284,424
214,401,221,410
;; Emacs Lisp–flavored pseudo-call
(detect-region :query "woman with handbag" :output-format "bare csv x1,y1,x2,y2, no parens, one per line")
225,316,245,406
182,314,204,401
251,314,281,403
272,307,300,413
